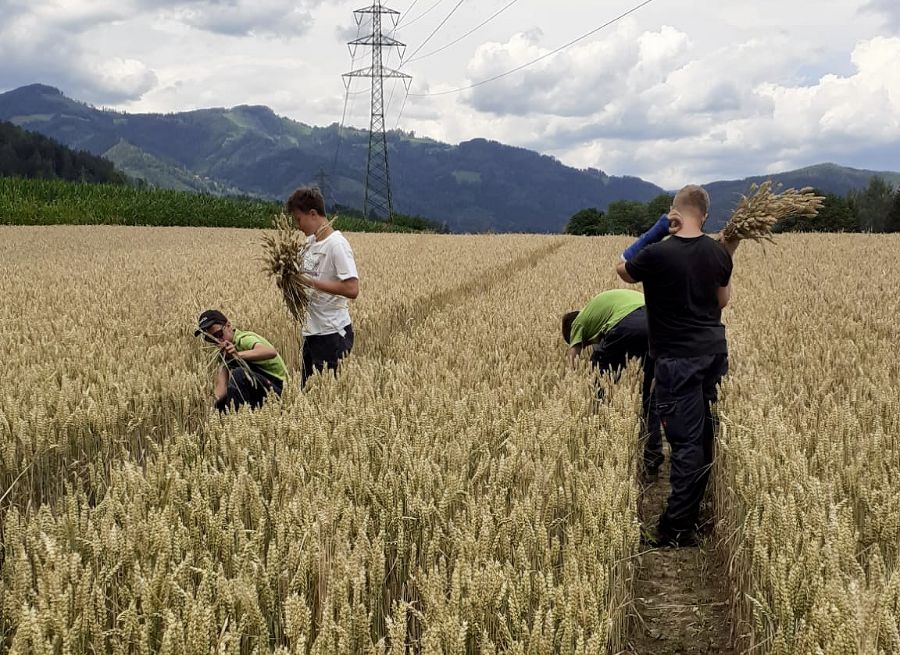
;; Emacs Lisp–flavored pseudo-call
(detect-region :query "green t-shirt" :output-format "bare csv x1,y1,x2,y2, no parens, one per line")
569,289,645,347
234,330,288,382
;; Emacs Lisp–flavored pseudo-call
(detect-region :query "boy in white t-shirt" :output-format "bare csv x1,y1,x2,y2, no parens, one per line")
286,186,360,386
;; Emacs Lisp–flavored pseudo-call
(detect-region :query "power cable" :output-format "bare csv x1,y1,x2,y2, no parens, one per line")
402,0,521,65
408,0,657,97
403,0,466,63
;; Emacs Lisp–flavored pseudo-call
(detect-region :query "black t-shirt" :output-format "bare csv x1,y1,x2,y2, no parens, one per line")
624,235,732,359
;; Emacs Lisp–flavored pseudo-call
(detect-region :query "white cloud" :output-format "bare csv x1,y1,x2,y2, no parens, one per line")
0,1,157,103
0,0,896,187
167,0,325,37
463,21,693,119
554,36,900,186
863,0,900,30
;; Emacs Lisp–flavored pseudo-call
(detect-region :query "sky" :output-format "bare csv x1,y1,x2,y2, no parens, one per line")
1,0,899,187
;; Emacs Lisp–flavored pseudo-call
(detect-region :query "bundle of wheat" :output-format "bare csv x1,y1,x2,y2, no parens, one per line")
261,212,311,322
722,181,825,243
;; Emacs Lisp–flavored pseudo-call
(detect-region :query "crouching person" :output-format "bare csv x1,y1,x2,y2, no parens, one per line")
194,309,288,412
562,288,664,480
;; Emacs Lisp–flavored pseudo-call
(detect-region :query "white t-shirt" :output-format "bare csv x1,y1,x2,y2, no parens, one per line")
302,230,358,336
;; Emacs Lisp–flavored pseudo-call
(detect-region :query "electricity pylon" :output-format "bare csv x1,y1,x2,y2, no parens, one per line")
343,2,412,221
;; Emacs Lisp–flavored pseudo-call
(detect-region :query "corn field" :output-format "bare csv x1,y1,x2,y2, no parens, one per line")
0,178,418,232
0,226,898,654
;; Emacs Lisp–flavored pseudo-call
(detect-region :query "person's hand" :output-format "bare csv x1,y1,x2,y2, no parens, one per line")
667,208,684,234
299,275,318,290
220,341,237,358
716,232,740,256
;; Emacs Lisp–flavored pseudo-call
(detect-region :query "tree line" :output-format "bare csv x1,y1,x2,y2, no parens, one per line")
0,121,128,184
565,178,900,235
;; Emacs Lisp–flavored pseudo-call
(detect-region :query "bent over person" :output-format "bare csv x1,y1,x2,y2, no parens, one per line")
194,309,288,412
562,289,663,479
616,185,735,547
286,187,360,386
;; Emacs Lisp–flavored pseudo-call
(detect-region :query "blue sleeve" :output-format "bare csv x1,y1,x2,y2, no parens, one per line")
622,215,670,261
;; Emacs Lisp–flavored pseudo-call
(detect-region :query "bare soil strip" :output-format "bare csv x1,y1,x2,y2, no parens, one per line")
626,457,735,655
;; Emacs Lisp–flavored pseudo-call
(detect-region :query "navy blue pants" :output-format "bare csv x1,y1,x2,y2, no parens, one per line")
591,307,663,472
215,366,283,413
654,353,728,537
302,324,354,386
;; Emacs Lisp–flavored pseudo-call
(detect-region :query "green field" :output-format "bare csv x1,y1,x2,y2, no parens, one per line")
0,177,426,232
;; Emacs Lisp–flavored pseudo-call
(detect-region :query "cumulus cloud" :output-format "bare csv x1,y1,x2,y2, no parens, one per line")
464,21,692,119
0,0,328,104
1,0,896,188
0,1,157,103
459,23,799,148
863,0,900,30
554,35,900,186
167,0,325,37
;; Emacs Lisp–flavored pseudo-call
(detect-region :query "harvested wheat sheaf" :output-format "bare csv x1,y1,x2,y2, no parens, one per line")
261,212,311,323
722,181,825,243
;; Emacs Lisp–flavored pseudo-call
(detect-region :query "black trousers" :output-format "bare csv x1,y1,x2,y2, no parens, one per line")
590,307,663,472
302,324,354,386
654,353,728,536
215,365,283,413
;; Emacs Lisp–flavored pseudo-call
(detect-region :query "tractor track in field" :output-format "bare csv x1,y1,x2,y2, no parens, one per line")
626,452,736,654
359,238,566,358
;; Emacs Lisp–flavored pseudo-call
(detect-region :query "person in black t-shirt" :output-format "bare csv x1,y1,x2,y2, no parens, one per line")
616,184,737,547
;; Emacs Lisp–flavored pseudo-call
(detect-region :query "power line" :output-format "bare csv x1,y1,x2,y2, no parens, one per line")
402,0,521,65
408,0,657,97
392,0,422,32
394,0,447,32
394,85,411,129
403,0,465,63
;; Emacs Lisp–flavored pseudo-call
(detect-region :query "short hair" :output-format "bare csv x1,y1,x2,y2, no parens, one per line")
675,185,710,217
561,311,579,344
286,186,326,216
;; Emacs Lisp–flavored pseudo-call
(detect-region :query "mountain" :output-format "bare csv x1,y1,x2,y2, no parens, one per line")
703,164,900,230
0,84,664,232
3,85,898,233
0,119,127,184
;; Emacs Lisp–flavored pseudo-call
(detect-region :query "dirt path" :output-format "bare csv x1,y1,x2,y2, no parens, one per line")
626,456,735,655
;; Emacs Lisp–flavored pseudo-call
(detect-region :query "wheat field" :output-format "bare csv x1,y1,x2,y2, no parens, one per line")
0,226,898,654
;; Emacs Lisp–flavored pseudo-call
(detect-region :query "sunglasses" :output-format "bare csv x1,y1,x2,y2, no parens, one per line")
203,327,225,343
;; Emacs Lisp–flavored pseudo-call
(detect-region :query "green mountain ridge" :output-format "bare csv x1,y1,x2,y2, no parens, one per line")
2,84,898,233
702,164,900,230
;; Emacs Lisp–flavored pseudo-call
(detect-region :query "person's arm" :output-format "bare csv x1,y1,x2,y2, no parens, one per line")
716,245,734,309
621,214,672,262
618,213,677,283
616,260,637,283
717,283,732,309
716,232,740,257
238,342,279,362
567,345,584,369
307,276,359,299
221,340,279,361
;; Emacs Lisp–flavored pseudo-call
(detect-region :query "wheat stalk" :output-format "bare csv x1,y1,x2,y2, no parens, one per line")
722,181,825,243
261,212,311,323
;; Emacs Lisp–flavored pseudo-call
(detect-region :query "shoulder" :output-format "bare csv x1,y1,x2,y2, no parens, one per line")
703,235,732,261
326,231,353,250
636,240,667,261
235,330,263,346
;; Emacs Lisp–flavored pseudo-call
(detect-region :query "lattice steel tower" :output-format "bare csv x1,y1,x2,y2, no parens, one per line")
344,2,411,221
